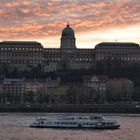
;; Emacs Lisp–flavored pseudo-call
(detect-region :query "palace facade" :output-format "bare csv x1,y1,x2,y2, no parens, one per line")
95,42,140,63
0,24,140,71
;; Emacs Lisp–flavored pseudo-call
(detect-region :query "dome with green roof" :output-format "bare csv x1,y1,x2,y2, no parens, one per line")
62,24,75,38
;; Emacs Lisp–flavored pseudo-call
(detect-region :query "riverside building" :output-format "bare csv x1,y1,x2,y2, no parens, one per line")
0,24,140,71
0,78,48,104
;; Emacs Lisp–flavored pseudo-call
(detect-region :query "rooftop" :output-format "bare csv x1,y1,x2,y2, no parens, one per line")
95,42,140,49
0,41,43,48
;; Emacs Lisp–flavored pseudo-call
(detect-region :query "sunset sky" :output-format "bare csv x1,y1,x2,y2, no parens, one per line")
0,0,140,48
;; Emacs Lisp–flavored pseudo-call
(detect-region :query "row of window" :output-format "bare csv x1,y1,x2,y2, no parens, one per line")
99,53,128,57
45,58,61,61
3,86,45,89
97,57,140,60
45,55,60,58
3,87,23,89
44,49,60,52
44,58,92,62
1,48,42,51
4,89,23,91
0,51,93,58
0,59,92,63
1,52,42,54
0,60,42,63
55,122,76,125
4,90,23,93
1,56,42,59
77,55,93,57
76,58,92,61
54,122,99,125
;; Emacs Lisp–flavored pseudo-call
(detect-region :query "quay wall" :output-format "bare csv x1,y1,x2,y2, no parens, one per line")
0,104,140,113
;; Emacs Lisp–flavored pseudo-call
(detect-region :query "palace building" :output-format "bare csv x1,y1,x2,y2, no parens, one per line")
0,24,140,72
0,41,43,71
95,42,140,63
43,24,94,71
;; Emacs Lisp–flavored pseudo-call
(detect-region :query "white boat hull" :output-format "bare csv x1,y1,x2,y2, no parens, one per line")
30,115,120,129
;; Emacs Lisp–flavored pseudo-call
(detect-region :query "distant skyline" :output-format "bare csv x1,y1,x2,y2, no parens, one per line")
0,0,140,48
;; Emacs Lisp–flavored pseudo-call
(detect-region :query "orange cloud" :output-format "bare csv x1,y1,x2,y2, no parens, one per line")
19,7,31,14
0,0,140,48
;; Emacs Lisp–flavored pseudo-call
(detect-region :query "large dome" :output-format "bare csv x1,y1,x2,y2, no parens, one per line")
62,25,75,38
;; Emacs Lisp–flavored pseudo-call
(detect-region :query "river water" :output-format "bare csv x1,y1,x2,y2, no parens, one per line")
0,113,139,140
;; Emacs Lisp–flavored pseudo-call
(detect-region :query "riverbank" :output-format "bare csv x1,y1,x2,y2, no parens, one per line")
0,104,140,113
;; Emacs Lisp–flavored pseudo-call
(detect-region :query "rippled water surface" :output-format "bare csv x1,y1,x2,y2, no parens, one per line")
0,113,140,140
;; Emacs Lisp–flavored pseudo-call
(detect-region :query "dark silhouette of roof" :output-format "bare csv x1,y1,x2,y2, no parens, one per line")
0,41,43,48
95,42,139,49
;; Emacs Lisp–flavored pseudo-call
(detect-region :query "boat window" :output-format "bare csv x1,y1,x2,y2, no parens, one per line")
94,116,102,120
102,122,105,125
111,122,114,126
94,117,97,119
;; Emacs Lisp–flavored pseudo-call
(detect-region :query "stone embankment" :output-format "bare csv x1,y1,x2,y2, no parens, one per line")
0,104,140,113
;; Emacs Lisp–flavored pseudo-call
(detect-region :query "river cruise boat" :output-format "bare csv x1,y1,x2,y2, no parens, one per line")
30,115,120,129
